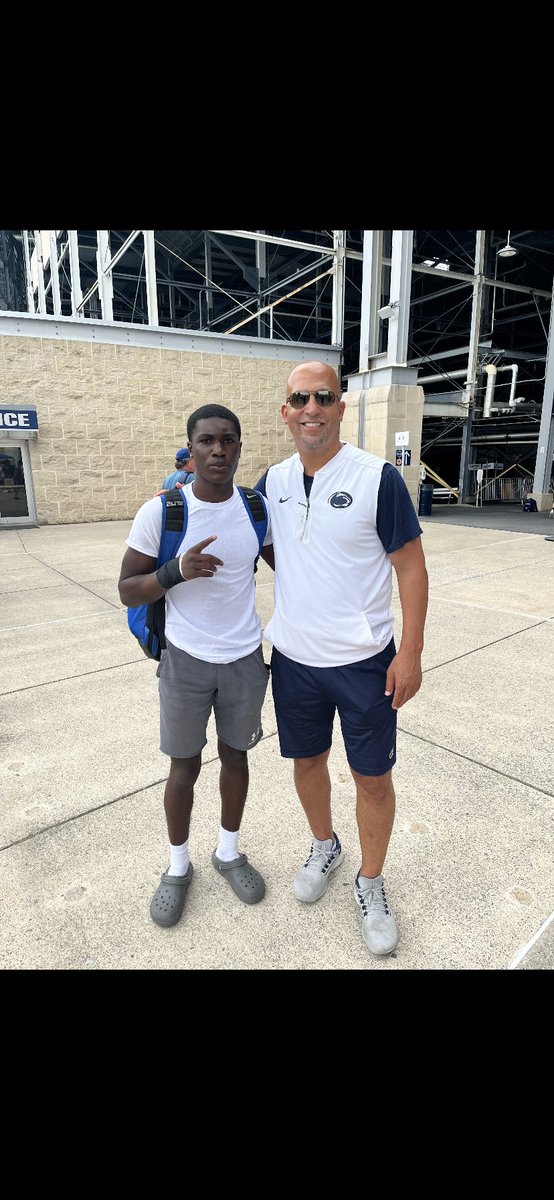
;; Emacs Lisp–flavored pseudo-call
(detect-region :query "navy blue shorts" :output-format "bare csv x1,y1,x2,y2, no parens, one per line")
270,640,397,777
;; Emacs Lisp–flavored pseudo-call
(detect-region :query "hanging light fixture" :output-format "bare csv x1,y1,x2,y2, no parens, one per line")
498,231,517,258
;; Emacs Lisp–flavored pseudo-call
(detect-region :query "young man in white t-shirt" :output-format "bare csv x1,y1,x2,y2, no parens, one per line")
118,405,270,929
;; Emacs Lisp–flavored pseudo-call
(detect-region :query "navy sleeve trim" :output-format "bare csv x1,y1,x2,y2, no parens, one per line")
377,462,423,554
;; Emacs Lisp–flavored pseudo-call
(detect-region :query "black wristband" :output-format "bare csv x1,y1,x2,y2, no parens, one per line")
156,557,184,590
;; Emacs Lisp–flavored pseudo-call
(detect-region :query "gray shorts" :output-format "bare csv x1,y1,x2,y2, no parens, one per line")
156,640,270,759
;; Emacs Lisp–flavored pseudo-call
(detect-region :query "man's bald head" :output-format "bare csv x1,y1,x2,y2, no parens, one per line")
286,361,341,396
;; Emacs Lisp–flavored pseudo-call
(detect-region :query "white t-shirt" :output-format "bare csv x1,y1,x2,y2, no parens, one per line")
126,486,271,664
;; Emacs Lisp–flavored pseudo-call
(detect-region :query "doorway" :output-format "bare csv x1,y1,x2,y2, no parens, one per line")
0,441,37,526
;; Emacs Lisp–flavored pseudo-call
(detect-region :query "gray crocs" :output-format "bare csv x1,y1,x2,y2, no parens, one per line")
150,862,193,927
211,851,265,905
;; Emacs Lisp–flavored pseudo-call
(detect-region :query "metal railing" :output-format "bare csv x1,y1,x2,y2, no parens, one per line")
477,476,528,503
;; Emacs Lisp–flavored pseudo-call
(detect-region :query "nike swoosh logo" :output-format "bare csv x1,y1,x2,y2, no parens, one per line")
279,496,291,503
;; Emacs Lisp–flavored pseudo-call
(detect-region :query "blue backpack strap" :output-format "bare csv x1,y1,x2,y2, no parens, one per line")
138,489,188,659
237,486,268,553
158,488,188,564
237,486,268,572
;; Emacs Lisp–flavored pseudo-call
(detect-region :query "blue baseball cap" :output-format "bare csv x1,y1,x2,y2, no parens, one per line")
175,448,191,463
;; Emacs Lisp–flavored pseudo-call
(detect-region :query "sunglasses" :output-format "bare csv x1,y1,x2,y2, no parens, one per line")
286,390,339,409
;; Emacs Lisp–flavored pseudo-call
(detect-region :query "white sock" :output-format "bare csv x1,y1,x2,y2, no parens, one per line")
314,835,334,851
216,826,239,862
168,839,190,876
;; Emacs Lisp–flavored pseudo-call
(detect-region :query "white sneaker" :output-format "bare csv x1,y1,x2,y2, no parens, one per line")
354,873,398,955
293,833,344,903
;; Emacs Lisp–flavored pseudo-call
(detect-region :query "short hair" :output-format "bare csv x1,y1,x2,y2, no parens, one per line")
187,404,241,441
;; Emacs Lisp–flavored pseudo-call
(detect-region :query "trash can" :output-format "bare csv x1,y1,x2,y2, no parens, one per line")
418,483,434,516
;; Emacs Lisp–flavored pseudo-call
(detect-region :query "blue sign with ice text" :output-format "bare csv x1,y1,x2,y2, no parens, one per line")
0,407,38,430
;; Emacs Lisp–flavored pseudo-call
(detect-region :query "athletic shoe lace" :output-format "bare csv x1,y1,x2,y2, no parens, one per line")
356,879,391,917
304,842,336,873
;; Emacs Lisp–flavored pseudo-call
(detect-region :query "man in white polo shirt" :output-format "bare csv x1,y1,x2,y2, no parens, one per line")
257,362,428,957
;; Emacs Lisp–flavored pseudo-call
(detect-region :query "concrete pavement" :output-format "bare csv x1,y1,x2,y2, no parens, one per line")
1,504,552,970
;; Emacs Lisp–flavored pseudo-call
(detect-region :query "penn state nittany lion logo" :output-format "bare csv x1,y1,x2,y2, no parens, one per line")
328,491,353,508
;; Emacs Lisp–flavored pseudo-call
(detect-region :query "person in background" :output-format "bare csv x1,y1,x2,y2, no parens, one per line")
119,405,270,930
256,361,428,958
162,448,195,491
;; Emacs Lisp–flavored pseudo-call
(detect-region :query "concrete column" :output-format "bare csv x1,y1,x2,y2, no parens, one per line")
346,367,424,509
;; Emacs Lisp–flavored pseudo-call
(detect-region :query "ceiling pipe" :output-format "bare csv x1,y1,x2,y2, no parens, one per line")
418,362,512,386
508,362,518,405
481,364,520,414
419,361,520,417
418,367,470,384
483,364,497,417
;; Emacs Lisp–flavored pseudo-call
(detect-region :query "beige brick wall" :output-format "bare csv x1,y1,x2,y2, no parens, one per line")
1,334,429,523
0,335,309,525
